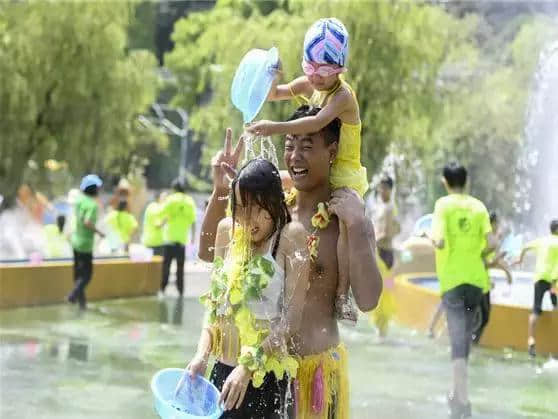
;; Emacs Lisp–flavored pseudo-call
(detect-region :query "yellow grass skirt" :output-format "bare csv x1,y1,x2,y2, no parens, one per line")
295,344,349,419
369,254,397,335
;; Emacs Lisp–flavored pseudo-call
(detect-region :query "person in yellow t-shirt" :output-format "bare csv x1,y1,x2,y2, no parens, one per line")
426,162,491,419
159,179,197,296
43,215,72,259
513,219,558,358
141,192,167,256
104,199,138,252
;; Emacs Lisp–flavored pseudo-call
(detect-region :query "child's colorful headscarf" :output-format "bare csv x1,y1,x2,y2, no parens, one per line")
303,18,349,67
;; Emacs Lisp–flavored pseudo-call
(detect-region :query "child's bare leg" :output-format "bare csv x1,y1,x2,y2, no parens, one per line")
335,221,358,325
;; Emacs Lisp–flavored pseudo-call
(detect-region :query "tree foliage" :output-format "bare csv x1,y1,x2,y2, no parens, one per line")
0,1,164,207
167,1,557,218
166,0,472,175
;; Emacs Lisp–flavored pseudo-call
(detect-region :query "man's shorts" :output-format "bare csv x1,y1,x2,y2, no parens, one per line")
533,280,554,315
442,284,483,360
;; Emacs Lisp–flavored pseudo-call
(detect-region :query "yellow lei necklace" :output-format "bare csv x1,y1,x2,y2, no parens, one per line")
200,226,298,387
285,188,331,261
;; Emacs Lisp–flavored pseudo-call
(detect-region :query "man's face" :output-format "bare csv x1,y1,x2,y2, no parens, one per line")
283,132,337,192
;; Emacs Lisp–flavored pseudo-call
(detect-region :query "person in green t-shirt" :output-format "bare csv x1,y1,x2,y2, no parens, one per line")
425,162,492,419
104,199,138,253
141,192,167,256
514,219,558,358
159,179,197,296
67,174,105,310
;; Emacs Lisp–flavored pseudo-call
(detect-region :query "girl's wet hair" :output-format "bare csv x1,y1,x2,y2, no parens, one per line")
230,158,291,240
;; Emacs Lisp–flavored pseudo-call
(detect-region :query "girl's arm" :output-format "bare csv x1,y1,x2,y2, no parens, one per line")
188,218,232,376
214,217,233,259
262,222,310,355
248,88,352,137
267,76,312,102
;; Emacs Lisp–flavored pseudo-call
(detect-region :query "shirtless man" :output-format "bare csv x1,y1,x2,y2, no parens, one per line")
199,106,383,418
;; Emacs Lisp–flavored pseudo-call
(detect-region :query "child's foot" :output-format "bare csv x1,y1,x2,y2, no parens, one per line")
335,294,358,326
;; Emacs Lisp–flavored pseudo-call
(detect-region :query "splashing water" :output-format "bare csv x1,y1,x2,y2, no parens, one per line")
242,133,279,169
518,40,558,234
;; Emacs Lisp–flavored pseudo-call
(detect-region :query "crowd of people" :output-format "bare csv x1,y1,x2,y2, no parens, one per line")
32,16,556,419
51,174,197,310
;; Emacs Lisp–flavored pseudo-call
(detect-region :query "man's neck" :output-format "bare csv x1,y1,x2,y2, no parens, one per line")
447,187,464,195
296,184,331,214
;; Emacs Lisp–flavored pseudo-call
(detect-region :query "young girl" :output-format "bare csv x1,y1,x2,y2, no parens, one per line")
187,158,310,418
247,18,367,324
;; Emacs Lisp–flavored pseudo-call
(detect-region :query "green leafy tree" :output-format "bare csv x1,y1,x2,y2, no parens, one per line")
0,1,164,207
166,0,473,178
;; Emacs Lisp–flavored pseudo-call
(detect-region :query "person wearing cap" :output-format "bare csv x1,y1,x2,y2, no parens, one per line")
159,179,197,296
513,219,558,357
67,174,105,310
247,17,366,328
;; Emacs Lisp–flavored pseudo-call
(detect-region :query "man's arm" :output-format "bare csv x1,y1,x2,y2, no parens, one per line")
198,129,243,262
329,188,382,312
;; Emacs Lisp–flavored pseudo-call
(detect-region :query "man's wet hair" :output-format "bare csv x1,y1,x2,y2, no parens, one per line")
287,105,341,146
171,178,185,193
550,219,558,234
443,162,467,189
380,176,394,189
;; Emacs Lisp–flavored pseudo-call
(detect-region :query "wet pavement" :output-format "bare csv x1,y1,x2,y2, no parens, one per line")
1,277,557,418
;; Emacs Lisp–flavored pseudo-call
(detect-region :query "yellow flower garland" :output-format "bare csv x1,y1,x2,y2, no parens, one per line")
200,226,298,388
285,188,331,262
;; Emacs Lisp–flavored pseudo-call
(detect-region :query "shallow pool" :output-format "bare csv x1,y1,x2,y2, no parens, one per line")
411,271,555,311
1,297,556,418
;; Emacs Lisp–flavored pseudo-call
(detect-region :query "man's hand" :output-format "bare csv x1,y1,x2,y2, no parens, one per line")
246,120,277,137
328,187,366,229
219,365,252,411
211,128,244,194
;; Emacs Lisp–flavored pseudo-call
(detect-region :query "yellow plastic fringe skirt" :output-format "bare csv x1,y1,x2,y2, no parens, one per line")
295,344,349,419
369,253,397,336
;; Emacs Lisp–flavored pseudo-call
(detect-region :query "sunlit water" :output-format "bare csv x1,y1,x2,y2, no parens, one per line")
413,273,555,311
1,297,556,418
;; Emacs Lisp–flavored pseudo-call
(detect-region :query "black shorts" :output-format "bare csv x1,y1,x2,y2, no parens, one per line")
209,362,290,419
442,284,483,360
533,280,554,315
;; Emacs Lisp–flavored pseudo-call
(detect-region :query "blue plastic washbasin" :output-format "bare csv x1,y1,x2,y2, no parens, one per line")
151,368,223,419
231,47,279,123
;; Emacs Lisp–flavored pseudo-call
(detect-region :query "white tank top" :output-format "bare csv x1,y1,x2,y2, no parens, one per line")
217,233,285,321
247,234,285,321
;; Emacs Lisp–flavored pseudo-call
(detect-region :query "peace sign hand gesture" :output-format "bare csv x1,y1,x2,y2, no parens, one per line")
211,128,244,195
